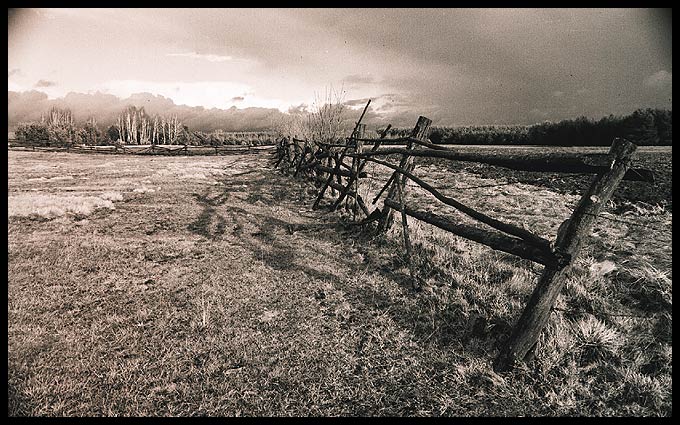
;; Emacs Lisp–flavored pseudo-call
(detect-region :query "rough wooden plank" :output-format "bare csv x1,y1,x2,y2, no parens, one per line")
348,125,366,216
332,124,392,211
354,155,552,249
378,116,432,232
326,180,370,217
384,199,562,267
313,164,367,178
395,180,420,290
493,138,639,372
294,141,309,177
312,100,371,209
359,146,654,183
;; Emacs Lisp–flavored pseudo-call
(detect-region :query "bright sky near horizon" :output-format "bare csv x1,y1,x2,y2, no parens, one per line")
8,8,672,127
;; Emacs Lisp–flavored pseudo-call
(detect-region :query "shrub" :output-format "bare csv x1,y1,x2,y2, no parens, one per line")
16,122,50,145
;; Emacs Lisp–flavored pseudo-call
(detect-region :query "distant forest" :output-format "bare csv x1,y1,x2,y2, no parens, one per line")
387,108,672,146
14,106,672,147
14,105,276,147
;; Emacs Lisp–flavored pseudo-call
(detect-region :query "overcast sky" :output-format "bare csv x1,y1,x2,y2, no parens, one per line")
8,8,672,128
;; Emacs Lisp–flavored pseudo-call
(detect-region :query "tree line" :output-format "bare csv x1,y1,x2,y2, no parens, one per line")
384,108,672,146
14,106,277,147
15,106,671,147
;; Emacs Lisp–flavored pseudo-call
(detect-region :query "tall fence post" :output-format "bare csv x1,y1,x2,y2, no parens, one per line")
286,136,294,172
349,123,366,216
493,138,639,372
313,100,371,209
395,177,420,290
332,124,392,213
377,116,432,233
294,139,309,177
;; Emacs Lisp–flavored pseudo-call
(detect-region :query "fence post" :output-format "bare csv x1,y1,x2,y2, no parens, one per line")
333,124,392,213
494,138,639,372
287,137,294,172
378,116,432,233
349,124,366,216
294,140,309,177
313,100,371,209
274,139,286,168
395,178,420,290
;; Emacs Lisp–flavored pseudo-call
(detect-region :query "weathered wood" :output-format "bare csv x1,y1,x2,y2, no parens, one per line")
372,173,396,205
286,137,295,170
354,155,551,249
312,100,371,209
395,181,420,290
350,207,385,226
348,125,366,217
294,141,309,177
359,146,654,183
378,116,432,232
332,124,392,212
274,142,285,168
354,191,370,217
384,199,561,267
313,163,367,178
325,180,370,217
494,138,639,372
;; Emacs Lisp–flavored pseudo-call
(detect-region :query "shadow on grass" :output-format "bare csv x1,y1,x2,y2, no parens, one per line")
186,191,230,240
8,369,37,416
187,163,513,353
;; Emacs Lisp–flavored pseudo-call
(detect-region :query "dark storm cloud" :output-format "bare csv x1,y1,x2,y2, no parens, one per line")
8,68,21,77
293,9,673,125
8,9,672,128
231,96,245,102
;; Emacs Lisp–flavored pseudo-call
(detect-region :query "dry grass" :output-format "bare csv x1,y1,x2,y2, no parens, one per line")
8,150,671,416
8,193,119,219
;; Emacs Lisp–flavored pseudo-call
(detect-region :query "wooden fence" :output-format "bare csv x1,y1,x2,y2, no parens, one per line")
8,140,274,156
272,104,655,372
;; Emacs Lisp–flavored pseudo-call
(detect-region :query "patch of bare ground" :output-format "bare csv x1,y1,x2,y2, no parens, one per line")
8,150,671,416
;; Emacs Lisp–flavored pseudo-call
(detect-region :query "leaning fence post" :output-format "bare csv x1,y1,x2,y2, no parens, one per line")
349,124,366,216
494,138,639,372
378,116,432,233
313,100,371,209
294,140,309,177
287,136,294,172
395,178,420,290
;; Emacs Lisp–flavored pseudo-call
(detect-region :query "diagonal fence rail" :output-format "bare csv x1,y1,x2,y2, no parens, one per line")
273,109,654,372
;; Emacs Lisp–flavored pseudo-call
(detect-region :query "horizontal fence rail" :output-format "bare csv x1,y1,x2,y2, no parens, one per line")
272,107,654,373
356,146,654,183
8,140,275,156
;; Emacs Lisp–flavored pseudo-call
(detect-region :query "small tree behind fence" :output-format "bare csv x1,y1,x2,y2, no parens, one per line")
272,103,655,371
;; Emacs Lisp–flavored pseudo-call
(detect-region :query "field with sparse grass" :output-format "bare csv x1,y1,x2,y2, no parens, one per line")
8,147,671,416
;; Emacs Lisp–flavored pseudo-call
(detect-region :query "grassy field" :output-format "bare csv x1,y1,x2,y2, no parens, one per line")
424,145,672,211
8,148,672,416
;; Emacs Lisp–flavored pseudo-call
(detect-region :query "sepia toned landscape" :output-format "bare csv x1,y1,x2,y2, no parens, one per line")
8,8,671,417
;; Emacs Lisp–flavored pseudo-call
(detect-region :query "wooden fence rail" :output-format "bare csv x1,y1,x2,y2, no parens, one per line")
8,140,274,156
272,107,655,372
